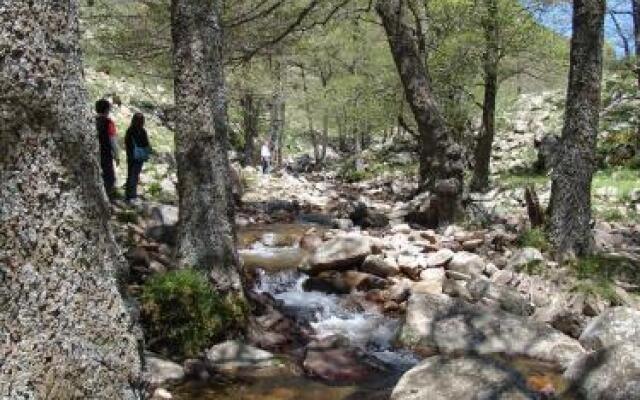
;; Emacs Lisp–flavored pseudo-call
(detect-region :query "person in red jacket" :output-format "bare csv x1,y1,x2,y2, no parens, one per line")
95,99,120,201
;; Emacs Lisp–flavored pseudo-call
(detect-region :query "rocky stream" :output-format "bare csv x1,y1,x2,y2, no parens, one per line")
120,169,640,400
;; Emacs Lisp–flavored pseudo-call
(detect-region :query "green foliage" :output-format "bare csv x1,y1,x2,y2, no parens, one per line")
569,255,640,304
146,182,163,199
517,228,550,252
141,269,247,358
116,208,139,224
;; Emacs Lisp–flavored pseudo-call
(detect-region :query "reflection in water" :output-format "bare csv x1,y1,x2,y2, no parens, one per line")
173,375,391,400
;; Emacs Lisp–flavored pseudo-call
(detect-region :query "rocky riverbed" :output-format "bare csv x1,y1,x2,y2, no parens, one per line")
111,165,640,400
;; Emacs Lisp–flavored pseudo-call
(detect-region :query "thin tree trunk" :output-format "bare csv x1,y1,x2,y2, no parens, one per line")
241,90,259,167
548,0,605,258
171,0,244,294
609,11,630,59
471,0,500,192
377,0,465,225
269,57,284,166
0,1,142,397
278,101,285,165
300,66,320,164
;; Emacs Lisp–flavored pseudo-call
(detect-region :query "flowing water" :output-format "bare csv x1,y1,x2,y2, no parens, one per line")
175,224,574,400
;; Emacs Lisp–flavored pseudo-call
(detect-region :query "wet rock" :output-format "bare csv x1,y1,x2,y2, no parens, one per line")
564,342,640,400
303,271,388,294
361,255,400,278
205,341,282,375
579,307,640,351
398,293,584,368
332,218,354,230
303,337,386,383
144,353,185,386
391,356,534,400
447,251,484,277
299,233,323,252
183,359,211,381
305,234,371,274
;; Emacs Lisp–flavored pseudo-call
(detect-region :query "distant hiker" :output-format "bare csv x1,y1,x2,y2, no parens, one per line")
125,113,152,203
95,99,119,201
261,140,271,174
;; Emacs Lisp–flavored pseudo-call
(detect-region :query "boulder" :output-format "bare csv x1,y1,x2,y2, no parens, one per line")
508,247,544,270
303,337,386,383
425,249,454,268
361,255,400,278
412,268,445,295
578,307,640,351
468,278,534,316
398,293,584,368
144,353,185,386
564,342,640,400
305,234,371,274
303,271,388,294
391,356,534,400
446,251,484,277
205,340,282,375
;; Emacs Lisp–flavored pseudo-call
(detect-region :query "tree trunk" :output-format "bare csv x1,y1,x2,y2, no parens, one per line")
548,0,605,258
171,0,244,294
471,0,500,192
300,66,320,164
278,101,285,165
633,0,640,152
241,91,259,167
0,1,142,397
634,0,640,87
376,0,465,225
269,57,284,166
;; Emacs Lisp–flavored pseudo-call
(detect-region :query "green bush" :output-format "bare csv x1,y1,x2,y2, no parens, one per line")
517,228,550,252
141,269,246,358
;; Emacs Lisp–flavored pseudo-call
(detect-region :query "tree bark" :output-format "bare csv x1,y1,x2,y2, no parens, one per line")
171,0,244,294
633,0,640,152
269,57,284,166
471,0,500,192
548,0,605,258
241,90,259,167
0,1,142,397
376,0,465,225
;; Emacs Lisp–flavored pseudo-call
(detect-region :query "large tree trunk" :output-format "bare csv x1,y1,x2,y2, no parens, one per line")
548,0,605,258
471,0,500,192
0,1,142,397
377,0,465,225
633,0,640,152
241,90,259,167
171,0,244,294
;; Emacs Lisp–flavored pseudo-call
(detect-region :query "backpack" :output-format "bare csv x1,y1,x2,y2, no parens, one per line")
132,131,150,162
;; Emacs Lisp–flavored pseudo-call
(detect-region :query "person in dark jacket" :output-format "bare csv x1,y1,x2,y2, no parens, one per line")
95,99,119,201
125,113,151,202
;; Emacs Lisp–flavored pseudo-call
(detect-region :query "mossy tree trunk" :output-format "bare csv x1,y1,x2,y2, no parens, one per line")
548,0,605,258
376,0,465,225
171,0,244,296
0,1,142,397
